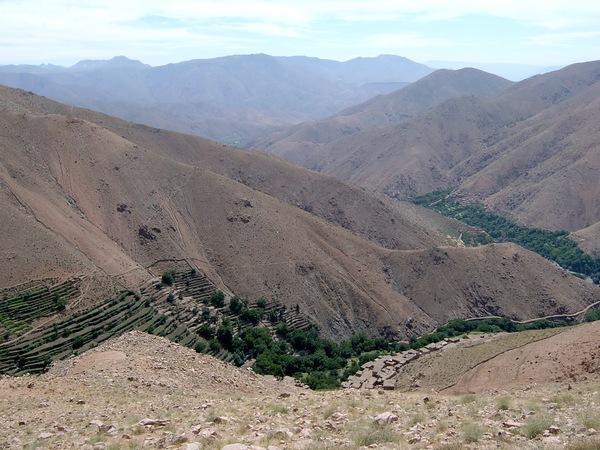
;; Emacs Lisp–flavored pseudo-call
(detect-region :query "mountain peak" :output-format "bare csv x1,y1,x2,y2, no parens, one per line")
71,56,149,70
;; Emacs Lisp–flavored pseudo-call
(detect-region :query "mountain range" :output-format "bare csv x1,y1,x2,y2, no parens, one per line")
0,54,433,145
253,60,600,240
1,84,596,340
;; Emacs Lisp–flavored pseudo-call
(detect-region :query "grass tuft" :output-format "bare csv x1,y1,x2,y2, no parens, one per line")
522,414,553,439
462,422,484,443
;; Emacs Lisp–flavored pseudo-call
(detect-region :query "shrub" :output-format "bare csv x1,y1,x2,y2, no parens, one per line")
197,324,215,340
256,297,267,309
208,339,221,352
72,335,85,349
229,295,243,313
210,290,225,308
161,271,174,286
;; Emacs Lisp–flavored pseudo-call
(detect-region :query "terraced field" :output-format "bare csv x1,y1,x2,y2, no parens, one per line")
0,268,310,375
0,277,81,339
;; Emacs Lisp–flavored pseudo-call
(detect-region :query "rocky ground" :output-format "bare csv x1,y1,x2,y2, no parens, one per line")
1,331,600,449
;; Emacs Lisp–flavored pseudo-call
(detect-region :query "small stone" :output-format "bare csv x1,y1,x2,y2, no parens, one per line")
181,444,201,450
198,427,220,438
373,412,399,425
331,412,349,421
503,421,524,428
548,426,561,435
172,433,189,444
213,416,230,424
38,432,54,440
139,418,170,427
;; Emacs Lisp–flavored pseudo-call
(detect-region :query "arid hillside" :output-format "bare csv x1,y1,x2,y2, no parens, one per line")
0,85,598,340
251,68,512,167
2,329,600,449
254,60,600,238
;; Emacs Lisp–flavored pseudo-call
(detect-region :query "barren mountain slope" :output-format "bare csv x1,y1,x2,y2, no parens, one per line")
455,79,600,231
1,86,597,339
315,95,514,197
252,68,512,167
380,243,598,323
269,61,600,233
0,85,462,253
573,222,600,257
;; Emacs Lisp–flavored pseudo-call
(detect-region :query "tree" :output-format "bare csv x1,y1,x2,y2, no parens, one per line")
161,271,174,286
210,291,225,308
217,322,234,350
229,296,243,313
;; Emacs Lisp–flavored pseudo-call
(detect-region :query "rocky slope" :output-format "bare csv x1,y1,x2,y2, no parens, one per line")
1,330,600,449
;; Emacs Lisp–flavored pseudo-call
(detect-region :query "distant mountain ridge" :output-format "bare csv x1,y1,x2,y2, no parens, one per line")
0,54,434,144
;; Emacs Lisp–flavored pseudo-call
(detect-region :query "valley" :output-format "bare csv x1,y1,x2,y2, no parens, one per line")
1,52,599,449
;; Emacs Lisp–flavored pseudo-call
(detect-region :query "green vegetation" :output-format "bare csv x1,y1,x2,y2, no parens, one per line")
161,271,174,286
411,189,600,283
2,267,598,390
0,280,80,340
585,309,600,322
236,327,399,390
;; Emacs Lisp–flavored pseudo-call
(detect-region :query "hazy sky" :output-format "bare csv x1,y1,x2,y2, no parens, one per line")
1,0,599,67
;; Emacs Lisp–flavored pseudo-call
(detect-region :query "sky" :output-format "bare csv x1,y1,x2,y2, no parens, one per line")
1,0,599,68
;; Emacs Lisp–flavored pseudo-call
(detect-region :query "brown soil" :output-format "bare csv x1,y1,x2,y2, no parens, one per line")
445,321,600,394
1,330,600,449
390,322,600,395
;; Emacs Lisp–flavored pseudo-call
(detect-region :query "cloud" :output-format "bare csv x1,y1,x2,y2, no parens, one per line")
1,0,599,65
360,33,460,49
527,30,600,47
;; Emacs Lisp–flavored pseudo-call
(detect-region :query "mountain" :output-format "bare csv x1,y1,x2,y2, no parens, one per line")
1,85,597,340
426,60,562,81
283,54,433,85
70,55,149,71
256,61,600,237
251,68,513,167
0,54,433,145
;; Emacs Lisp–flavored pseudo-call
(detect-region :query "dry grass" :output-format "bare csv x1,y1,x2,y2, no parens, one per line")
522,414,553,439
